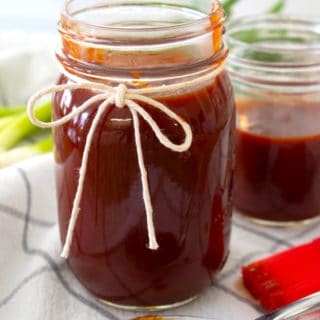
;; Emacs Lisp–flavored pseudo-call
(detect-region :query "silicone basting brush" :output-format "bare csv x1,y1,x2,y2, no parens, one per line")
242,238,320,311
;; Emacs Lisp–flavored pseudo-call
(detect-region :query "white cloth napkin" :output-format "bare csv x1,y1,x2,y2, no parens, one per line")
1,32,320,320
1,154,320,320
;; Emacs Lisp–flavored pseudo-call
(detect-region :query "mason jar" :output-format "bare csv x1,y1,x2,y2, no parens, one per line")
52,0,235,310
227,15,320,225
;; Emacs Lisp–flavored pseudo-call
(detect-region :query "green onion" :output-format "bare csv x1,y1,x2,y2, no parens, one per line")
0,115,19,131
268,0,286,13
222,0,239,19
0,106,25,117
0,134,53,168
0,101,52,151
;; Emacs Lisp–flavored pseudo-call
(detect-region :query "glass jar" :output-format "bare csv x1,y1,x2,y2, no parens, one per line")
52,0,235,311
227,15,320,225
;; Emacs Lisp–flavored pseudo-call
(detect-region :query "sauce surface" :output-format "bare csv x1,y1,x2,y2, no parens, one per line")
53,71,235,307
235,102,320,222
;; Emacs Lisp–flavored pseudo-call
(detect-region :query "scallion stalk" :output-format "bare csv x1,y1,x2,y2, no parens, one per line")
0,106,25,117
0,134,53,168
268,0,286,14
0,101,52,151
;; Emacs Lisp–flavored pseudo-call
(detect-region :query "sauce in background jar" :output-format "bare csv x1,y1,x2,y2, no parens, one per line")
235,102,320,223
52,0,235,310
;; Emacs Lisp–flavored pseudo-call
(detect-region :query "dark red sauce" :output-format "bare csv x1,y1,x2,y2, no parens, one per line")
235,102,320,223
53,71,235,307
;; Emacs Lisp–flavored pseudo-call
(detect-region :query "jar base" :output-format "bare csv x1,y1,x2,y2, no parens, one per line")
236,211,320,227
98,294,200,312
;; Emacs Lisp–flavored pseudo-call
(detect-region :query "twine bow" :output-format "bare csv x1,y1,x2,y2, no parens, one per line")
27,81,193,258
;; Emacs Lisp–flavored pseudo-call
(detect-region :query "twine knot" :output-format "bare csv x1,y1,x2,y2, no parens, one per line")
115,83,127,108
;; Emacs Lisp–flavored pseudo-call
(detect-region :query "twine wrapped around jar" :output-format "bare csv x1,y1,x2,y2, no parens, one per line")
27,62,224,258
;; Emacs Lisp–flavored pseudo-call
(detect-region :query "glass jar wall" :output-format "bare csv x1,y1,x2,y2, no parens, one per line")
227,15,320,225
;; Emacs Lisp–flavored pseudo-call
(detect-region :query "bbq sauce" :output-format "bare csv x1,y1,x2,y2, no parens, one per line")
53,71,235,307
235,101,320,223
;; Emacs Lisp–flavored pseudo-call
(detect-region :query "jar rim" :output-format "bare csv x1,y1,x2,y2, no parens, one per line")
226,14,320,91
57,0,227,83
61,0,225,34
227,14,320,55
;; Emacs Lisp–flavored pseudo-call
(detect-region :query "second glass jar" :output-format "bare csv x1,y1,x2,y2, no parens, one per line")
228,15,320,225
